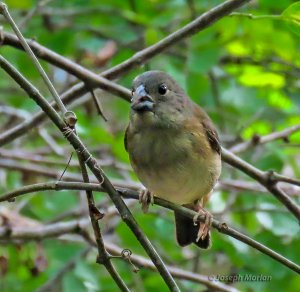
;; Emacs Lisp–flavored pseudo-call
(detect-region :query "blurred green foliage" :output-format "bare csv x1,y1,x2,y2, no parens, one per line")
0,0,300,291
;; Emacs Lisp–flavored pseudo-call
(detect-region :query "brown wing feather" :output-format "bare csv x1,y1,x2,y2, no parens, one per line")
124,125,129,152
202,119,221,155
192,103,221,155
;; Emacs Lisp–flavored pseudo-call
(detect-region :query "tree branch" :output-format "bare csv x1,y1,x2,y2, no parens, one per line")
101,0,251,79
0,156,299,197
221,148,300,222
0,0,251,146
0,54,180,291
2,30,299,221
229,124,300,153
0,180,299,274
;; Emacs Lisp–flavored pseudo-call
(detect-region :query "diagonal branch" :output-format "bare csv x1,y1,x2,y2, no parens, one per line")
0,54,180,291
271,172,300,187
101,0,251,79
0,2,67,114
0,31,131,101
0,7,129,282
221,148,300,222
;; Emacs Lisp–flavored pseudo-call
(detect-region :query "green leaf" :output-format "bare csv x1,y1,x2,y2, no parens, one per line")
282,2,300,36
238,65,285,88
5,0,33,9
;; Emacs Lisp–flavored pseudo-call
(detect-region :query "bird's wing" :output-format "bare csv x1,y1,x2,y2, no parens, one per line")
201,119,221,155
192,103,221,155
124,125,129,152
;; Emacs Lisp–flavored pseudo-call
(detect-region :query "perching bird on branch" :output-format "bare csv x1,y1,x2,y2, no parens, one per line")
125,71,221,249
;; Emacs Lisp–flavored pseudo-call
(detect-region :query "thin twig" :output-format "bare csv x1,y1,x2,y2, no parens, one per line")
229,124,300,153
0,149,130,171
58,152,74,181
270,172,300,188
18,0,53,29
229,12,285,21
90,90,108,122
0,2,67,114
76,150,129,291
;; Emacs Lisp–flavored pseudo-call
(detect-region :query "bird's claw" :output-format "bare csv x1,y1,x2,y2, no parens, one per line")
193,208,213,242
138,188,154,213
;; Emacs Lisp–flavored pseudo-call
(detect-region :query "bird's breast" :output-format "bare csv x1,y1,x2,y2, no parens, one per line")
127,127,221,204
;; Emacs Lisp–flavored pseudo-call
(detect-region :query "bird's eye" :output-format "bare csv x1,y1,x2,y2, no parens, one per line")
158,84,168,95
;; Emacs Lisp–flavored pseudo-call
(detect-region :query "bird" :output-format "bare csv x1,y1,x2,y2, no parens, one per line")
124,71,221,249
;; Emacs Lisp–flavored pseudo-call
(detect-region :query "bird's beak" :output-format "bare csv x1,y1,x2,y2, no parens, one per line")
131,85,154,112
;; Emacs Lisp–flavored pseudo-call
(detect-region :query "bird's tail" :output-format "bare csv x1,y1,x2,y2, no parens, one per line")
174,210,211,249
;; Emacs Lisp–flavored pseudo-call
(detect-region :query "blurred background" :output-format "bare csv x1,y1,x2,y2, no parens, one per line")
0,0,300,291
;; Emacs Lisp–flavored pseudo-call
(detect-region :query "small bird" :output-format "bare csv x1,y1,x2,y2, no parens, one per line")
125,71,221,249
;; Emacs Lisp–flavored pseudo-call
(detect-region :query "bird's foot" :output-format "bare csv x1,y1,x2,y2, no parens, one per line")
193,206,213,242
138,188,154,213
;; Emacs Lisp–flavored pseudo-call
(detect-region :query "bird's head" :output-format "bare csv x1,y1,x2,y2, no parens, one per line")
130,71,190,128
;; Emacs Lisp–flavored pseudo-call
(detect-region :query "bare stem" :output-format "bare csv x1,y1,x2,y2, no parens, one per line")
76,150,129,291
